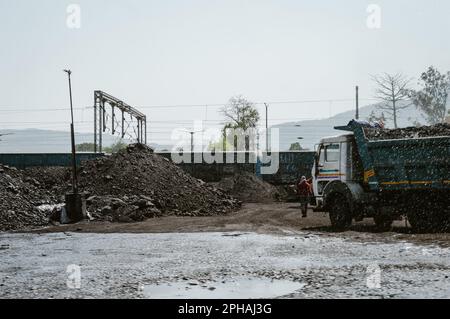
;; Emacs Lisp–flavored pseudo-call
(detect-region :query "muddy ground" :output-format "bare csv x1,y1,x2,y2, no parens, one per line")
33,202,450,247
1,203,450,299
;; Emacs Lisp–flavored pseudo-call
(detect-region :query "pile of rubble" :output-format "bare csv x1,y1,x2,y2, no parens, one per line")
365,123,450,140
0,164,55,231
211,171,284,203
75,144,240,219
1,144,241,230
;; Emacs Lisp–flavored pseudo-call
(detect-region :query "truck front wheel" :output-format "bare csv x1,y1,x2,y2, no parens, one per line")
328,195,352,231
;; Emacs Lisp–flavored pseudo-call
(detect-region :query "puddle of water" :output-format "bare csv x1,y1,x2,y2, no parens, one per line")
143,277,305,299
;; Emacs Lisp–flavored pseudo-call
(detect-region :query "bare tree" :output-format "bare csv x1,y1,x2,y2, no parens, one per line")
371,73,412,128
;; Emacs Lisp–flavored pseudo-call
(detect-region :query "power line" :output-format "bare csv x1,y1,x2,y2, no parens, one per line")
0,97,378,112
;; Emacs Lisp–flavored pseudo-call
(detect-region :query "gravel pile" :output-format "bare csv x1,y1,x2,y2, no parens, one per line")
365,123,450,140
210,171,284,203
1,144,240,230
0,164,55,231
75,144,240,217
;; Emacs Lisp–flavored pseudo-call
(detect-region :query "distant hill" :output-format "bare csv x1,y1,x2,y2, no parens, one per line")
0,129,168,153
0,102,430,153
272,102,426,151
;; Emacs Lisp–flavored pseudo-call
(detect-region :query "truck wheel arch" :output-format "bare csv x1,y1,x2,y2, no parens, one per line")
323,180,364,213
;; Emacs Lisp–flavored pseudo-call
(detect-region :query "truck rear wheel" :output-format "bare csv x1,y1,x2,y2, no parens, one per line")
407,210,434,233
406,199,449,233
328,195,352,231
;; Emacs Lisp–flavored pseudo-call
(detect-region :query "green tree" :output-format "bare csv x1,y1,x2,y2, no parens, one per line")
75,143,96,152
289,142,303,151
222,95,260,131
103,140,128,154
409,66,450,124
221,95,260,150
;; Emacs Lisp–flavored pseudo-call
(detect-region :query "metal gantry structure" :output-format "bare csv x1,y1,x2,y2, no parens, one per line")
93,91,147,153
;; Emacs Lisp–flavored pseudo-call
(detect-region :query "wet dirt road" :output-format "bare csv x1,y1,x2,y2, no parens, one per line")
1,203,449,299
35,202,450,247
0,231,449,299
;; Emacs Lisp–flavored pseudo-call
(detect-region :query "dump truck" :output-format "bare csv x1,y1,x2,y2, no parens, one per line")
312,120,450,232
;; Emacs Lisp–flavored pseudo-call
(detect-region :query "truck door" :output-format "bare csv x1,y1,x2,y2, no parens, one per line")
314,143,342,197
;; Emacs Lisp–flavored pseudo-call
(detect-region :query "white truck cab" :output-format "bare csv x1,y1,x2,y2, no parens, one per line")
312,133,363,208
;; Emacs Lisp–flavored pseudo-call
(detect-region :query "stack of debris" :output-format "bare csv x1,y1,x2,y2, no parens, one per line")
211,171,284,203
74,144,240,220
365,123,450,140
1,144,241,229
0,164,54,231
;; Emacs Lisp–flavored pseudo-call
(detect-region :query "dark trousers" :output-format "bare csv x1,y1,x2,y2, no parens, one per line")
299,197,309,217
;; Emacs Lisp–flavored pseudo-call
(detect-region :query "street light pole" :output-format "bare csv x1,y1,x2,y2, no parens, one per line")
355,85,359,120
264,103,269,152
64,69,78,194
63,69,85,223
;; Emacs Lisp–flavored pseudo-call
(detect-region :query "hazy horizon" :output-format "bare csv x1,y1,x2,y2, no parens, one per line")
1,0,449,147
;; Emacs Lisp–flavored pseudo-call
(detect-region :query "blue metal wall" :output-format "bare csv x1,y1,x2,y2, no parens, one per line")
0,153,103,169
0,151,314,185
158,151,315,185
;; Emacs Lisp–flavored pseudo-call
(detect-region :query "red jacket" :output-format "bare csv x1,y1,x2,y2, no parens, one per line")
297,180,312,197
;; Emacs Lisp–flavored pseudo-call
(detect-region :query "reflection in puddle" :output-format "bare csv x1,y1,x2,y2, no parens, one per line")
143,277,305,299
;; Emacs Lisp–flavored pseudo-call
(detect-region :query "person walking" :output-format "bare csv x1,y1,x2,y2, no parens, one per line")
297,176,312,218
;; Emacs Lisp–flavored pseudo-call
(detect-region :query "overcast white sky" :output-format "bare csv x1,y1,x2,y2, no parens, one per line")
0,0,449,145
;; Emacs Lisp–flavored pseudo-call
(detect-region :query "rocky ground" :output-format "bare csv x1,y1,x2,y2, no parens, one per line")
365,123,450,140
0,164,56,231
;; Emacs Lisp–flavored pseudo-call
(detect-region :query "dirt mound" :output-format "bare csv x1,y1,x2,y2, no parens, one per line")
1,144,240,230
211,172,284,203
0,164,55,231
365,123,450,140
76,144,240,217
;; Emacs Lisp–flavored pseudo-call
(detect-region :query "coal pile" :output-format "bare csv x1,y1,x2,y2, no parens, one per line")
211,171,284,203
76,144,240,217
0,164,55,231
23,167,71,200
365,123,450,141
86,195,164,222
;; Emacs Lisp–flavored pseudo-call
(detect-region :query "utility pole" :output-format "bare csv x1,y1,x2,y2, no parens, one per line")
190,132,194,153
182,129,204,153
63,69,85,223
64,69,78,194
264,103,269,152
355,86,359,120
